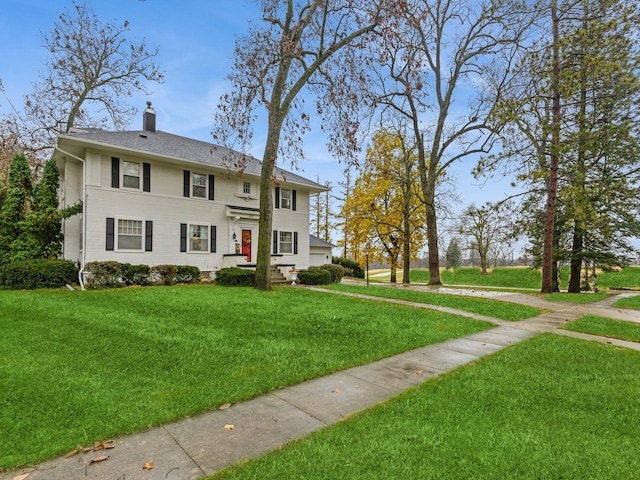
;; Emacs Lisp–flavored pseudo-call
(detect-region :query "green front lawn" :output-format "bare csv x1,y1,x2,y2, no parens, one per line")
0,285,493,471
212,335,640,479
565,315,640,342
327,283,541,321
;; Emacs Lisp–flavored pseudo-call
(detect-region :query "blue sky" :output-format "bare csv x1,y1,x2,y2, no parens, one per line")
0,0,512,212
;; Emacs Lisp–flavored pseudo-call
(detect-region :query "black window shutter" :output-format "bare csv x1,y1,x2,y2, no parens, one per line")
208,175,215,201
180,223,187,252
294,232,298,254
210,225,217,253
183,170,190,197
145,221,153,251
106,217,115,251
272,230,278,254
143,163,151,192
111,158,120,188
292,189,297,211
275,186,280,209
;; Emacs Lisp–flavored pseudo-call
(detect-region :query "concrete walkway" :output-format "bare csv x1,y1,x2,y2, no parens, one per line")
3,289,639,480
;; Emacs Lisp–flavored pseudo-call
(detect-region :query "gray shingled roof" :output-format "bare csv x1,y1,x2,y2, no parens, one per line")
309,234,336,248
58,128,325,189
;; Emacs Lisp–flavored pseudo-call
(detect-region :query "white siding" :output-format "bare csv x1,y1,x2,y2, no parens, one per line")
62,149,316,272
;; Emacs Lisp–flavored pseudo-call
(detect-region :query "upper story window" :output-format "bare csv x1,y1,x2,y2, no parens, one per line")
184,170,215,201
192,173,207,198
275,186,296,210
243,181,251,195
123,161,140,189
281,189,291,209
111,157,150,192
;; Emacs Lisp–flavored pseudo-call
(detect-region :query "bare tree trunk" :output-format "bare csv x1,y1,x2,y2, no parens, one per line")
542,0,561,293
480,249,488,274
424,175,442,285
402,169,412,284
390,261,397,283
402,217,411,284
255,121,280,290
254,104,286,290
568,225,584,292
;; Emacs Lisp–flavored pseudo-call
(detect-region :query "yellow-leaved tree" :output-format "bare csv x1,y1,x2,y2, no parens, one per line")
341,131,426,283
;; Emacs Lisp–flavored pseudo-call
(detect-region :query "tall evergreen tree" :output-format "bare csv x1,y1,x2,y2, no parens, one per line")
26,158,66,259
0,153,32,262
479,0,640,292
560,0,640,291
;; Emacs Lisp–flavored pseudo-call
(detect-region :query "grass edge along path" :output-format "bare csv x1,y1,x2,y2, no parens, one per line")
327,283,542,321
565,315,640,343
614,295,640,310
211,334,640,479
0,285,493,471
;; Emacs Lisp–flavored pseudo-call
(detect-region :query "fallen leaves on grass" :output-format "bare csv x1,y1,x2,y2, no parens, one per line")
219,403,232,410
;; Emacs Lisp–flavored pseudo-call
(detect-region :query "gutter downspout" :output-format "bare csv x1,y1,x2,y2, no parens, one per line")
54,142,87,290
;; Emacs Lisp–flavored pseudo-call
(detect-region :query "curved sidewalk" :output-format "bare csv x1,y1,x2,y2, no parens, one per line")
3,291,638,480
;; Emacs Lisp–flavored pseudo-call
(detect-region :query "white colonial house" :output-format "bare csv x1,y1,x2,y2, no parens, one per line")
52,103,331,285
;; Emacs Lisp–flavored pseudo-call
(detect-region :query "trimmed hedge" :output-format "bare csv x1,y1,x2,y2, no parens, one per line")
215,267,255,286
151,264,178,286
84,261,122,289
332,256,364,278
319,263,346,283
298,267,332,285
0,259,78,289
84,262,201,289
176,265,201,284
121,263,151,286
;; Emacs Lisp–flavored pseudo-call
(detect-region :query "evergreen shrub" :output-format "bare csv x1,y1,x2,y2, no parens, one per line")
120,263,151,286
176,265,201,284
319,263,345,283
151,264,177,285
215,267,255,286
298,267,332,285
0,259,78,289
332,256,364,278
84,261,122,289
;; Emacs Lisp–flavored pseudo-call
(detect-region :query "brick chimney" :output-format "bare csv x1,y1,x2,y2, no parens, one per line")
143,101,156,132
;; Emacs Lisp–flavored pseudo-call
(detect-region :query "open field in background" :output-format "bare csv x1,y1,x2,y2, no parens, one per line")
211,335,640,479
0,285,493,471
370,266,640,291
327,283,542,321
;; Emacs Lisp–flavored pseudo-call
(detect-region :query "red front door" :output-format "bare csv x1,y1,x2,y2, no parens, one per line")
241,229,252,262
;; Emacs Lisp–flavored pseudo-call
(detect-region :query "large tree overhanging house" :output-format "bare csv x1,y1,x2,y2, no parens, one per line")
52,102,331,286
